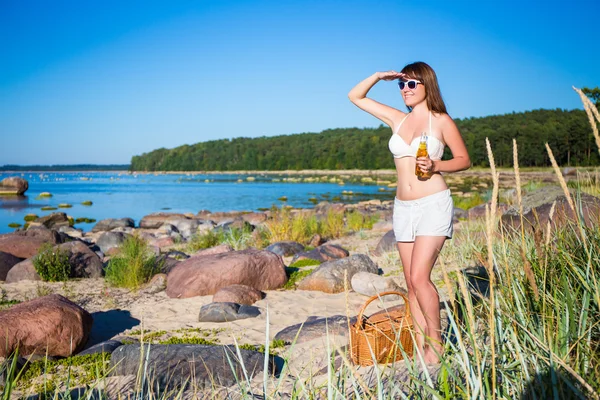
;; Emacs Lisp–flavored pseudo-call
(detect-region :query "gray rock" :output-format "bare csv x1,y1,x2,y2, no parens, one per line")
350,272,406,298
57,226,84,238
297,254,379,293
5,259,40,283
77,340,122,356
241,212,267,226
0,251,23,281
58,240,103,278
453,207,467,221
109,344,276,390
158,256,179,275
266,241,305,257
91,218,135,233
502,186,600,231
35,212,71,229
166,218,198,239
0,356,27,386
157,223,179,236
96,231,130,254
198,302,261,322
215,219,254,232
196,220,216,234
141,273,167,294
274,315,357,344
373,230,396,256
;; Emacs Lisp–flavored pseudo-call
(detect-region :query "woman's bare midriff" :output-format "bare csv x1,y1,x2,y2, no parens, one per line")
394,157,448,201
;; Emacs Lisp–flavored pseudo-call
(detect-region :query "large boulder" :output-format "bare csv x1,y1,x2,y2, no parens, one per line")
0,294,93,357
17,226,66,243
0,177,28,195
502,186,600,231
58,240,103,278
35,212,71,229
291,244,350,264
0,227,63,259
5,241,103,283
297,254,379,293
5,258,40,283
0,251,23,281
91,218,135,232
166,249,287,298
110,344,277,390
139,213,190,229
212,284,264,305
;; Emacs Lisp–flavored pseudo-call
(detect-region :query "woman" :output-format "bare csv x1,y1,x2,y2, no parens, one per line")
348,62,470,364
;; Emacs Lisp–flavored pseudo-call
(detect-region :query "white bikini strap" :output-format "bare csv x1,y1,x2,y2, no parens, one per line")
394,113,411,135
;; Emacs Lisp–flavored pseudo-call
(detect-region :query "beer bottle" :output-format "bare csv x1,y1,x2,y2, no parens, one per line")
415,132,429,178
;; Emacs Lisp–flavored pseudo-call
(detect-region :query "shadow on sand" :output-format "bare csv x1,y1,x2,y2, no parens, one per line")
87,309,140,347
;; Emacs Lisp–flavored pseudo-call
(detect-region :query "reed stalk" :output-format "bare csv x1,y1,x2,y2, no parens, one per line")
573,86,600,156
485,137,498,399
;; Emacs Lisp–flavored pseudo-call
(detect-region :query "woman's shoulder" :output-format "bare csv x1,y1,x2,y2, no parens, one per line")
433,112,457,127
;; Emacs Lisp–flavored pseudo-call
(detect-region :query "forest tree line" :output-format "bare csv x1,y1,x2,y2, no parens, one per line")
130,108,598,171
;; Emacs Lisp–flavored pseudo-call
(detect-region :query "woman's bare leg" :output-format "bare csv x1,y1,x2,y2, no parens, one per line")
410,235,447,364
397,242,427,354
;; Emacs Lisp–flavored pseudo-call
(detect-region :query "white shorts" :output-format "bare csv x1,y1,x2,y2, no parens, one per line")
393,189,454,242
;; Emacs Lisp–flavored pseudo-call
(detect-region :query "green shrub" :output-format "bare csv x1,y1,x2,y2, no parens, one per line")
104,235,162,289
187,229,224,252
321,210,344,238
81,200,93,206
345,210,378,232
40,206,57,211
33,243,72,282
58,203,72,208
452,192,486,210
7,223,21,229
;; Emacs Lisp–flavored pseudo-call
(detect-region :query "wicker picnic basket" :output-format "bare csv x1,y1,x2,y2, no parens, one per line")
350,291,414,366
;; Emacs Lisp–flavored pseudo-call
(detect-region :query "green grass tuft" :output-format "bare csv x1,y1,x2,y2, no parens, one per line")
283,267,314,290
104,234,162,289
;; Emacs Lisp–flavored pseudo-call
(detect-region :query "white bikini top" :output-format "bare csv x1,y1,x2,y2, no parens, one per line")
388,111,445,160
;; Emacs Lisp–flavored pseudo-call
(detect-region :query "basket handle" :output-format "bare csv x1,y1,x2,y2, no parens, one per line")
356,291,411,323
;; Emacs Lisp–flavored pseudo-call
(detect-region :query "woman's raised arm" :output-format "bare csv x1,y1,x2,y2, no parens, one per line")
348,71,406,128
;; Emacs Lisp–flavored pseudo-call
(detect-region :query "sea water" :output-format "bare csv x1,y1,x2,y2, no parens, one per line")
0,171,393,234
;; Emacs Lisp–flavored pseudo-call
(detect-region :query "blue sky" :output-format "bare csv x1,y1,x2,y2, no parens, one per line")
1,0,598,165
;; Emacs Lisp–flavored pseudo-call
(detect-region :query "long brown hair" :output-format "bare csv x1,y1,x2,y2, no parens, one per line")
401,62,447,114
